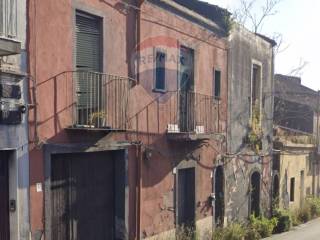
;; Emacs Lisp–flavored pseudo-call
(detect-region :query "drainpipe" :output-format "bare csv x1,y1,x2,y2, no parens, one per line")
136,144,142,240
268,42,275,212
134,1,143,239
136,0,144,84
316,91,320,197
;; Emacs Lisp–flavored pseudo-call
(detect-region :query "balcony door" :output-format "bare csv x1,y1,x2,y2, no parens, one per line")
75,11,102,126
179,46,194,132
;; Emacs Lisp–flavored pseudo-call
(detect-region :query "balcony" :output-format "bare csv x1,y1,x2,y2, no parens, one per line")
166,91,221,141
66,71,136,132
0,0,21,56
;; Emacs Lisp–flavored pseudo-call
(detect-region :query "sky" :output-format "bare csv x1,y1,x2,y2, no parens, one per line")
205,0,319,91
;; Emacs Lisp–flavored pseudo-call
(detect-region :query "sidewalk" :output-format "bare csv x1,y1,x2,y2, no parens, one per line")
265,218,320,240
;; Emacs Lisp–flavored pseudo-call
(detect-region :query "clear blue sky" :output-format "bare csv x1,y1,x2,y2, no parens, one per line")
205,0,319,91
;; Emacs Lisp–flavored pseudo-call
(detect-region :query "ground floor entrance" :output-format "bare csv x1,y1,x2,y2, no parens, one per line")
250,171,261,217
50,150,125,240
0,151,10,240
177,167,196,230
214,166,224,227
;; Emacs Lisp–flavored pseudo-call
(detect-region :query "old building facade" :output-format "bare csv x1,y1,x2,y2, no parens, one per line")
2,0,311,239
273,74,320,210
0,0,29,239
226,24,276,222
27,0,229,239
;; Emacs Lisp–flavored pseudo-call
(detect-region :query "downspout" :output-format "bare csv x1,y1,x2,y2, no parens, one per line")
136,144,142,240
136,0,144,83
316,91,320,197
270,43,276,211
135,2,144,239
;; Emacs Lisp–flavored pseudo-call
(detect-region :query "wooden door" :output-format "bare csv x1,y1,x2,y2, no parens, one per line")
214,166,224,227
177,168,195,229
0,152,10,240
51,152,115,240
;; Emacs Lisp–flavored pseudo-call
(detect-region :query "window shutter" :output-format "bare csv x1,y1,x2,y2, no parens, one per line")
75,11,102,109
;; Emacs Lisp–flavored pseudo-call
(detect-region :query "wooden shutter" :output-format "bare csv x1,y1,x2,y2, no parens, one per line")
75,11,102,109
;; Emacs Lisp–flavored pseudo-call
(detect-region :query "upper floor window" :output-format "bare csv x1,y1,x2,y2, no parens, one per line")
290,177,295,202
214,69,221,98
154,50,166,91
251,63,262,121
0,0,17,38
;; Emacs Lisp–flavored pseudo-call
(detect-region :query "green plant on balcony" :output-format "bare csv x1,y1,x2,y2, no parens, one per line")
246,103,263,153
89,111,107,127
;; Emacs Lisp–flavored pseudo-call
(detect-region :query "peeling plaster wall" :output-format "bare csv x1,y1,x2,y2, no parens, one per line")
27,0,138,237
137,2,228,238
226,24,274,222
27,0,228,239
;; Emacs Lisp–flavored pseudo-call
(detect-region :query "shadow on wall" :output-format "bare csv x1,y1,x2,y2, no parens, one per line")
140,135,212,188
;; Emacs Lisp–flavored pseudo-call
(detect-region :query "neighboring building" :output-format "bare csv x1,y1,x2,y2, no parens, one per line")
27,0,228,239
273,74,320,210
0,0,29,239
226,24,276,222
137,1,229,238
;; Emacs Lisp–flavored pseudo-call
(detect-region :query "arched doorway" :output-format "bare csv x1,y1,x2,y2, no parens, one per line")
272,174,280,210
250,171,261,217
214,166,224,227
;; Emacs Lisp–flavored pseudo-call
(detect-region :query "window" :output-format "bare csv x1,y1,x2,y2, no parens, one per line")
272,153,280,171
154,50,166,91
0,0,17,38
251,63,262,118
307,153,314,173
290,177,295,202
214,70,221,98
75,11,102,125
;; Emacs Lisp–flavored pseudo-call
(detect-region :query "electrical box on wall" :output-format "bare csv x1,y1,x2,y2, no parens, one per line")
0,84,21,99
0,109,22,124
0,71,25,125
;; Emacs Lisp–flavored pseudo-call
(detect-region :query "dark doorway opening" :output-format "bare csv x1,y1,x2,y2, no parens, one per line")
0,151,10,240
250,171,261,217
290,177,295,202
272,175,280,210
177,167,195,231
179,46,194,132
214,166,224,227
50,151,126,240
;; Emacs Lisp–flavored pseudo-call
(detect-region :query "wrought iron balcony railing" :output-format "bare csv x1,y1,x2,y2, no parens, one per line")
126,90,221,138
69,71,135,130
168,91,220,134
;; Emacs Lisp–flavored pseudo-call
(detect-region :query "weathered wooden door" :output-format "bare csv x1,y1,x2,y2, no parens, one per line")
51,152,115,240
0,152,10,240
177,168,195,229
214,166,224,227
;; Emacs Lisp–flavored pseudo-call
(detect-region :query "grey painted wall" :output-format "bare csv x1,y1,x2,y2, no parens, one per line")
224,24,274,222
0,0,29,239
227,25,274,154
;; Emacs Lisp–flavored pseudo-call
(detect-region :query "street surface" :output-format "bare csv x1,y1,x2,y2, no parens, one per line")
266,218,320,240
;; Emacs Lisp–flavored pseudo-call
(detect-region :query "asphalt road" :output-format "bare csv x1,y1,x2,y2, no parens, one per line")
266,218,320,240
